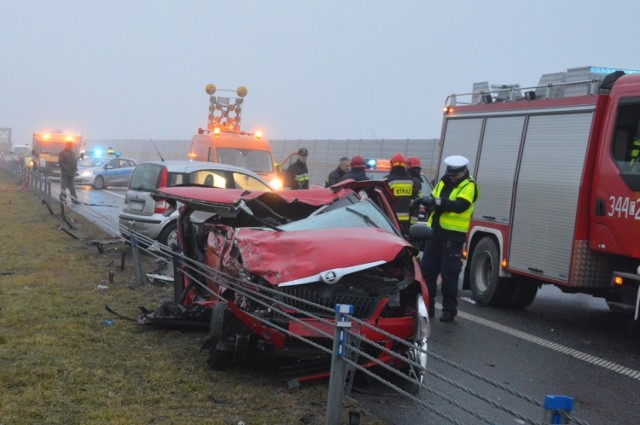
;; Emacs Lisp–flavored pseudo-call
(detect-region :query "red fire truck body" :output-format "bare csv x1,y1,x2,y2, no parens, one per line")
437,66,640,320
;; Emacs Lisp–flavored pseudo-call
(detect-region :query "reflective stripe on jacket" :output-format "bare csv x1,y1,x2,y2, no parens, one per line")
387,177,415,222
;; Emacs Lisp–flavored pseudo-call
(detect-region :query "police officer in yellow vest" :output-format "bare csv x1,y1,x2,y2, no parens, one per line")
385,152,419,237
416,155,479,322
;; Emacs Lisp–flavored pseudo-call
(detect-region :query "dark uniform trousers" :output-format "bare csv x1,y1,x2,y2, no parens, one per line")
420,238,464,316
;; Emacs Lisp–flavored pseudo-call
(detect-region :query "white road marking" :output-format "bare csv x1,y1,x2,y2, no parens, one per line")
105,189,125,198
440,303,640,381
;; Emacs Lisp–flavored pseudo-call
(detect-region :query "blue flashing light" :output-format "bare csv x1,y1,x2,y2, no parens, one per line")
366,158,377,168
590,66,640,75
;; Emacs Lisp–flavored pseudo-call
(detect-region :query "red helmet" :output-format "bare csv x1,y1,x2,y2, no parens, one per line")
350,155,366,168
390,152,406,167
406,156,421,169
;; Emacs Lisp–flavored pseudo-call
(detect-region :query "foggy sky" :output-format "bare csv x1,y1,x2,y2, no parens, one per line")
1,0,637,145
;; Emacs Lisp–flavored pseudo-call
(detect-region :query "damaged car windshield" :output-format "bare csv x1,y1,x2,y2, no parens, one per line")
277,199,398,234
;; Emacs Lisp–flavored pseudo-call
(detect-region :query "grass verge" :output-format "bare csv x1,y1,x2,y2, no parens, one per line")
0,170,386,425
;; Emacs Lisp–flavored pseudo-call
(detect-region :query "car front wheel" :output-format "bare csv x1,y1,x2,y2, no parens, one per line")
92,175,105,190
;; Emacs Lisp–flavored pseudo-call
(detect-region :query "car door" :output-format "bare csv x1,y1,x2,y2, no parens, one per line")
102,158,120,186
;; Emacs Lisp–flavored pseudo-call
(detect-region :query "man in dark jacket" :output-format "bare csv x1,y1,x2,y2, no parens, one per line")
325,157,350,187
58,141,80,204
284,148,310,189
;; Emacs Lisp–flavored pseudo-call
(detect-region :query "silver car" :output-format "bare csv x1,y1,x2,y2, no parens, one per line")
118,160,273,247
75,156,138,189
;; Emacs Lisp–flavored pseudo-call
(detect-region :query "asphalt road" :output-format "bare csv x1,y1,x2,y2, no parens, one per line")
354,286,640,424
63,182,640,425
60,182,127,237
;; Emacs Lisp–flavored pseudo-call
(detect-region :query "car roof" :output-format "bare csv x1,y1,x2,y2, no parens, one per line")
136,160,268,181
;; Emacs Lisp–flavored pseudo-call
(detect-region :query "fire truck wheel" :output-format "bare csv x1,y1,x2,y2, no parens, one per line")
92,175,105,190
207,301,233,370
508,278,539,309
469,237,512,307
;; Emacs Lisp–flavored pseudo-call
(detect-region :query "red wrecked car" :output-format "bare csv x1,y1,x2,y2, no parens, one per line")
143,180,431,383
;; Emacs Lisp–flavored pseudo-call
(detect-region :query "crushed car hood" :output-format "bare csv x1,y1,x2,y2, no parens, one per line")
233,226,413,286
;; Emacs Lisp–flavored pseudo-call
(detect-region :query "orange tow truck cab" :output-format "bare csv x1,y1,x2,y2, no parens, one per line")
188,84,282,189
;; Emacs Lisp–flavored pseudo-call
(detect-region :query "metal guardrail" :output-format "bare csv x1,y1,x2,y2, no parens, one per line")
1,157,589,425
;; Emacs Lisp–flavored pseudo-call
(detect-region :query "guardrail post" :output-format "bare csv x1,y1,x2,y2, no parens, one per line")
543,395,574,424
45,175,51,204
325,304,353,425
129,222,144,286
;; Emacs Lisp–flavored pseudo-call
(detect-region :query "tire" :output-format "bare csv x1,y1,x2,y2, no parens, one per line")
207,301,233,370
92,175,105,190
508,278,539,309
469,237,512,307
158,222,177,248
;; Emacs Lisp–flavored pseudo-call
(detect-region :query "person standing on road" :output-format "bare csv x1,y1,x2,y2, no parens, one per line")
58,141,80,204
285,148,310,189
338,155,368,182
325,157,350,187
416,155,479,322
385,152,419,237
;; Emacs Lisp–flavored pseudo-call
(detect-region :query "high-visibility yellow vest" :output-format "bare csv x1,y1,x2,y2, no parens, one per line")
428,178,478,232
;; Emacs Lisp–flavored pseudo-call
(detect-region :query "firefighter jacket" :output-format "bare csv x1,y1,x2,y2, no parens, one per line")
427,172,478,243
285,159,310,189
386,167,419,234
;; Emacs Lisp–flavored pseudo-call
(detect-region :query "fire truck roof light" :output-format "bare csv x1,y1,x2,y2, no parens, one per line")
254,130,262,139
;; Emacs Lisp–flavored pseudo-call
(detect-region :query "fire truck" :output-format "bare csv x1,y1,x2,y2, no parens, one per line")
188,84,281,189
437,66,640,322
32,131,82,177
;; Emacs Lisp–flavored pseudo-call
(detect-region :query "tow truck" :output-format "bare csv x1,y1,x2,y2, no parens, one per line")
188,84,281,189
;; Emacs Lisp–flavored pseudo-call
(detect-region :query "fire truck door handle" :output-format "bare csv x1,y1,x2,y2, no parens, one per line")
595,198,606,216
482,215,496,221
528,267,543,274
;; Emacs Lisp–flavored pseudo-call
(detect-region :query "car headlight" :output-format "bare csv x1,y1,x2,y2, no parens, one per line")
81,170,94,177
270,177,283,190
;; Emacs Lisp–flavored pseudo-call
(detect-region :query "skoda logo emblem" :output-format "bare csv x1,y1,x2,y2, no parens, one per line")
322,270,339,284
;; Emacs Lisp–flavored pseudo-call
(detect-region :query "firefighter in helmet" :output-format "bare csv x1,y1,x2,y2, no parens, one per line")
415,155,479,322
385,152,419,237
406,156,424,225
338,155,368,182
